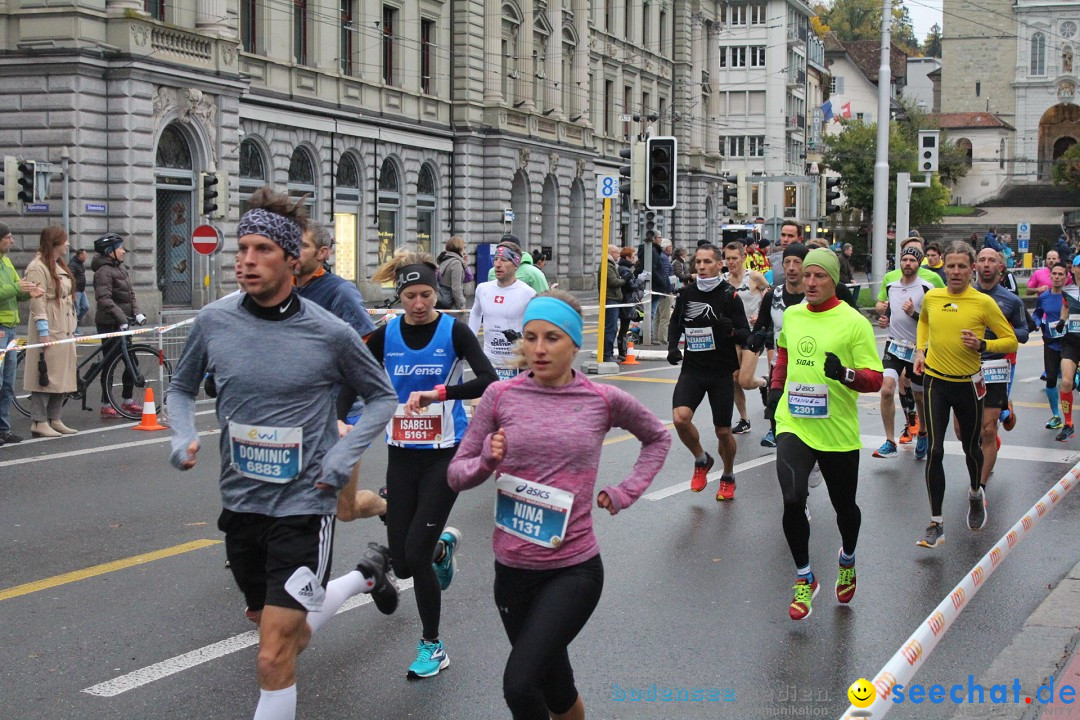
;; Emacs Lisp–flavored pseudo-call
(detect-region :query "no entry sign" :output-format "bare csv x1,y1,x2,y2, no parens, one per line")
192,224,222,256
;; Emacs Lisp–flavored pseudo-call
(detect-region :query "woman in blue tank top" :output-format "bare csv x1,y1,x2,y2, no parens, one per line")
358,252,497,679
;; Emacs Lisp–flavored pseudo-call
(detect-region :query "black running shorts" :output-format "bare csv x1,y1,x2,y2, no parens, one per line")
1063,336,1080,365
881,349,924,389
218,509,335,613
672,370,735,428
983,381,1008,412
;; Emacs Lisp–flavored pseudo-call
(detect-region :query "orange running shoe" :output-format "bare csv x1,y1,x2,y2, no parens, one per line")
715,476,736,501
789,578,820,621
690,453,714,492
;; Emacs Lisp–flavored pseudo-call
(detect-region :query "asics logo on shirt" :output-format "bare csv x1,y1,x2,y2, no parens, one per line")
393,364,443,376
685,301,719,321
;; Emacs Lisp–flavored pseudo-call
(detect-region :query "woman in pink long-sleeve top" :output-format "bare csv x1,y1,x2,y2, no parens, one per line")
447,290,670,720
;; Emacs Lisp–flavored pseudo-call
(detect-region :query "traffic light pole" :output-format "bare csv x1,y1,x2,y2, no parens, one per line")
894,172,932,261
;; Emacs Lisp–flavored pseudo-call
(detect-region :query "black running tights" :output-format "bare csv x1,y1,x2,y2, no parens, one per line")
385,445,459,641
494,555,604,720
775,432,861,569
922,375,983,516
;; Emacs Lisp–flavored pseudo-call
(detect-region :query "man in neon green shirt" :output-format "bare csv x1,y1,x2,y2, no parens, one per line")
0,222,44,445
766,248,883,621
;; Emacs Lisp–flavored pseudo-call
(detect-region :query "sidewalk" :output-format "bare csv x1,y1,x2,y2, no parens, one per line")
949,557,1080,719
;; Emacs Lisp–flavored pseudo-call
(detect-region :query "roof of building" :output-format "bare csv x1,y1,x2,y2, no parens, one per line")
929,112,1015,131
824,33,908,86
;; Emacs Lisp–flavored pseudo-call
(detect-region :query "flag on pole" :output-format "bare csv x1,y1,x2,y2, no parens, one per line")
840,102,852,119
821,99,834,123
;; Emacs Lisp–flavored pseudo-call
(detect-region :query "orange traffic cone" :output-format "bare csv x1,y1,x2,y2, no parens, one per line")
132,387,168,431
620,340,640,365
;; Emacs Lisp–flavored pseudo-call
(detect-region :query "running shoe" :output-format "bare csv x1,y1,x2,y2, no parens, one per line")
378,486,388,526
99,405,122,419
732,418,751,435
760,429,777,448
690,453,714,492
1047,415,1065,430
0,431,23,443
788,578,820,621
407,639,449,679
121,400,142,415
916,521,945,549
356,543,399,615
898,426,913,445
433,527,461,591
758,376,770,407
873,440,898,458
835,551,856,604
808,463,824,488
715,476,735,501
914,433,928,461
967,489,987,531
1057,425,1075,442
1002,402,1016,431
907,412,920,436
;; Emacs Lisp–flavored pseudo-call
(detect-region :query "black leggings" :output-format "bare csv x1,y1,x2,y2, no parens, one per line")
385,445,459,640
923,375,984,516
494,555,604,720
1046,346,1062,388
97,328,135,403
775,433,861,569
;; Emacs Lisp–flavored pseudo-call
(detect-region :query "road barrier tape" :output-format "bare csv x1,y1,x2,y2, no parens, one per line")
838,461,1080,719
0,318,197,366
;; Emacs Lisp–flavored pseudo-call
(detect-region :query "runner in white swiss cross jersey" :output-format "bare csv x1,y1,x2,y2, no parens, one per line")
469,239,536,379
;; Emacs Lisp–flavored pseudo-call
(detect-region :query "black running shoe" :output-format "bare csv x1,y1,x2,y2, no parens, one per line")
732,418,751,435
378,486,388,525
356,543,399,615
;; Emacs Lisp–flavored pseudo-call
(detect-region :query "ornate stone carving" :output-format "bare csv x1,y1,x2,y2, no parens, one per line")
519,147,531,170
222,44,236,66
1059,79,1076,102
132,23,150,47
575,158,586,179
548,152,559,174
152,86,218,154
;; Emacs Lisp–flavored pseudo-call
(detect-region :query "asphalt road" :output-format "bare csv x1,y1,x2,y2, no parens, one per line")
2,331,1079,720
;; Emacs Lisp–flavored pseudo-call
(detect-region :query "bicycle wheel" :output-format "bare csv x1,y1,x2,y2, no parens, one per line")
10,352,30,417
103,344,173,420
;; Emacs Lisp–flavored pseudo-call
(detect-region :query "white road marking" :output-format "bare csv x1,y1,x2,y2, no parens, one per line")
644,454,776,500
0,429,220,468
82,578,415,697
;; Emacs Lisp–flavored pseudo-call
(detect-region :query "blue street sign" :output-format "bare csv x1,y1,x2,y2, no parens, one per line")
85,203,107,213
25,203,49,213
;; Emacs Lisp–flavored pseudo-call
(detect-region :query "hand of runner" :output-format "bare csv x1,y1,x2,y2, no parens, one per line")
902,298,914,316
878,314,889,328
180,440,199,470
667,348,682,365
823,352,847,382
913,350,925,376
404,389,439,416
489,427,506,462
337,420,352,438
960,329,981,349
596,491,617,515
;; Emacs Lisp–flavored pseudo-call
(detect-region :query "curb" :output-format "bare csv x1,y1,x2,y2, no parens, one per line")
948,557,1080,719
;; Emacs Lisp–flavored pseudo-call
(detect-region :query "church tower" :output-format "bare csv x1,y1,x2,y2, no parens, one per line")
940,0,1017,120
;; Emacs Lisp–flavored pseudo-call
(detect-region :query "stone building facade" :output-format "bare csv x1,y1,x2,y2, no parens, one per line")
0,0,725,315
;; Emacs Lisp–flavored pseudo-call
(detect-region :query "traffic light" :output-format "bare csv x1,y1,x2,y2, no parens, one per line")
643,210,657,243
722,174,739,214
918,130,940,173
822,176,842,216
3,156,16,206
17,160,35,204
645,136,677,210
198,171,228,218
618,142,646,204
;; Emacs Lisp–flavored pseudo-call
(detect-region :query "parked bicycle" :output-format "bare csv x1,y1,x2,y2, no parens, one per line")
11,331,173,420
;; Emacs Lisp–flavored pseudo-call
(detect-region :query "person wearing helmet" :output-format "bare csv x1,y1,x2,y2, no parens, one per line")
91,232,146,418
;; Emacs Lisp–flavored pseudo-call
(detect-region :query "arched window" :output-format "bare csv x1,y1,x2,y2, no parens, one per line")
334,154,362,282
416,164,439,255
562,25,576,116
239,138,267,214
287,147,317,211
377,158,401,267
156,125,193,169
502,3,522,103
1031,32,1046,76
956,138,973,168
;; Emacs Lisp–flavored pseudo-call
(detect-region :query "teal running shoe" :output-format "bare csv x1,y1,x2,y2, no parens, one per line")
433,527,461,591
914,433,928,460
407,639,449,679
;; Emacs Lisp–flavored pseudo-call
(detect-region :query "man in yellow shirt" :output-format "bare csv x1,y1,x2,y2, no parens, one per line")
914,241,1017,548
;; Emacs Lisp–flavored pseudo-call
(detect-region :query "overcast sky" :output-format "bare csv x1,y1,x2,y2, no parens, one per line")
904,0,944,44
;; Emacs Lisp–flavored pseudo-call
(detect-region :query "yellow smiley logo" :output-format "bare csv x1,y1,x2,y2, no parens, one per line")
848,678,875,708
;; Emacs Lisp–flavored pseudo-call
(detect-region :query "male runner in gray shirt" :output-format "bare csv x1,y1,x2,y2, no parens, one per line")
168,188,397,720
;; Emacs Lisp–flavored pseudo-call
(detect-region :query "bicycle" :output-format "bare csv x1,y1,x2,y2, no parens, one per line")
11,332,173,421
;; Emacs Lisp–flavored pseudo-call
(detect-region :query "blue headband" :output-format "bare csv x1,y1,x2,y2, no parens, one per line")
523,297,583,348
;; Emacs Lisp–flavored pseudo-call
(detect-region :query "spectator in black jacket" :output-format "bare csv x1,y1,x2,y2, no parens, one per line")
69,248,89,328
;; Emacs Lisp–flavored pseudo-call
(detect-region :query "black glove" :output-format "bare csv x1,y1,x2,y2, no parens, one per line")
667,349,682,365
204,373,218,399
746,331,765,354
823,351,849,383
764,388,783,420
501,329,522,343
1057,318,1067,333
716,315,733,336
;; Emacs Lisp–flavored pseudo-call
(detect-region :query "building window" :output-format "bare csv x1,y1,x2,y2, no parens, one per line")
749,136,765,157
334,155,362,282
624,0,631,38
604,0,611,32
751,4,767,24
642,1,650,46
421,18,434,94
293,0,308,65
719,46,727,68
999,138,1006,170
1031,32,1046,76
502,8,521,103
604,79,613,135
340,0,354,75
731,47,747,68
623,85,633,139
238,138,267,216
287,148,317,212
240,0,256,52
727,136,745,157
659,10,667,55
975,81,981,96
957,138,973,167
562,36,574,113
145,0,164,21
383,5,398,85
855,112,865,121
416,165,439,256
751,46,766,67
729,5,746,25
377,159,401,267
830,76,844,94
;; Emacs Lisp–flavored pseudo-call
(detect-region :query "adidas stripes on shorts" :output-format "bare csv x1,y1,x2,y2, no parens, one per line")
218,509,335,613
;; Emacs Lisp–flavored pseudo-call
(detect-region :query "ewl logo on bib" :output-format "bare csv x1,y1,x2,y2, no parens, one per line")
394,364,443,376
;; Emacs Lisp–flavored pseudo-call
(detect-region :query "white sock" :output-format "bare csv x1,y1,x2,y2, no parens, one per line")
306,570,374,634
253,685,296,720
